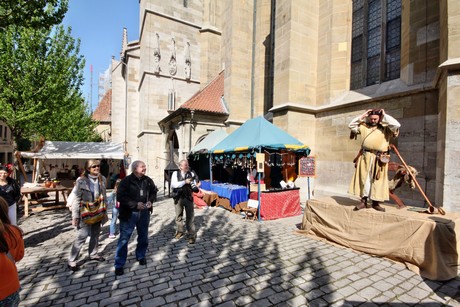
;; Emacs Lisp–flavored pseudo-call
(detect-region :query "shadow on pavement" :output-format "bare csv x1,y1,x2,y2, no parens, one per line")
15,198,460,305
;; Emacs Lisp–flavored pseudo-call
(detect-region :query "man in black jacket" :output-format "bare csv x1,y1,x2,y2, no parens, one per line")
114,160,157,276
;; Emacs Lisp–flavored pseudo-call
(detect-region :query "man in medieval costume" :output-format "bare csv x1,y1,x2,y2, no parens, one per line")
348,109,401,212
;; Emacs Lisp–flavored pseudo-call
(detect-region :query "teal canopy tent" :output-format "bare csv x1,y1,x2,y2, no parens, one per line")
209,116,310,221
190,129,228,154
188,129,229,181
210,116,309,154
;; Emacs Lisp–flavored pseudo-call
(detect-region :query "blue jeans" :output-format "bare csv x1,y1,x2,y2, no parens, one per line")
110,205,119,235
0,289,20,307
114,210,150,269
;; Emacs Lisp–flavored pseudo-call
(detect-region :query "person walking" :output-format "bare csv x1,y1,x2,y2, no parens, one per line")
171,159,199,244
108,179,121,239
68,159,107,271
0,166,21,226
114,161,157,276
0,197,24,307
348,109,400,212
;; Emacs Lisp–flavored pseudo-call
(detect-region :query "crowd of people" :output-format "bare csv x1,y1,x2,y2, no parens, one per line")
0,108,402,304
64,158,203,277
0,155,204,304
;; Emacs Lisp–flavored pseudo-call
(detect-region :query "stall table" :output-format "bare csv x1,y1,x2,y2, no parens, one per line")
201,181,248,208
250,188,302,220
21,185,73,217
200,189,219,206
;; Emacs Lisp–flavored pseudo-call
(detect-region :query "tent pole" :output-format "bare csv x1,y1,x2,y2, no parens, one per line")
15,151,28,183
32,158,37,183
258,148,262,222
209,154,213,184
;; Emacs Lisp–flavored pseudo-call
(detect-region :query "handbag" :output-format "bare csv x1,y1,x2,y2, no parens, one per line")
80,197,107,224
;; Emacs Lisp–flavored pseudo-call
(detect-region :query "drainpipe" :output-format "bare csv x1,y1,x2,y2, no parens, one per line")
189,110,194,153
124,62,128,154
250,0,257,119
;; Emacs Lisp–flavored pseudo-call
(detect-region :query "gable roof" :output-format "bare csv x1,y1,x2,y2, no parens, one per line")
180,70,228,114
210,116,309,154
92,89,112,122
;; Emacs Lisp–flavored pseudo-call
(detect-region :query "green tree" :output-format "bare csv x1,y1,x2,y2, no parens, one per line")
0,25,101,146
0,0,68,29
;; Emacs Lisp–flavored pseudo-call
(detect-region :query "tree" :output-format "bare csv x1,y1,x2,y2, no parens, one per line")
0,24,101,146
0,0,68,29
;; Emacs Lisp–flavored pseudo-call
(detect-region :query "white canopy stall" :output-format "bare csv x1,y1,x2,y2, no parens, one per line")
18,141,125,185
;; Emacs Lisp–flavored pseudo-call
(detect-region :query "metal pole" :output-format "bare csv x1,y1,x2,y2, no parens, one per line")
124,61,128,153
189,110,194,153
250,0,257,119
209,154,213,184
257,148,262,222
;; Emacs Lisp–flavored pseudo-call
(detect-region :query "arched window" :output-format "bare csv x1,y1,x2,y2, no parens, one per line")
350,0,401,89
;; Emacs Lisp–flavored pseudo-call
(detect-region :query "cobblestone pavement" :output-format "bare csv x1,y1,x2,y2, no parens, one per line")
16,197,460,306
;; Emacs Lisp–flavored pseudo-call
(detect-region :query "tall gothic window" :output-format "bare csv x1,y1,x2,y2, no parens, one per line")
350,0,401,89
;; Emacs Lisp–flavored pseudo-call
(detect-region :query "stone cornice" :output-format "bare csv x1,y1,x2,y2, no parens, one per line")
199,24,222,35
137,130,162,138
224,119,245,126
270,80,436,116
432,57,460,88
138,71,200,92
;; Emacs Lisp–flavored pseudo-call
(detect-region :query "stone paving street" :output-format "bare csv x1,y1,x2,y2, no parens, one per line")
16,197,460,306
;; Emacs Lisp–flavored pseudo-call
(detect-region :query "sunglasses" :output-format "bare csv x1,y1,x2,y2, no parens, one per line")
90,165,100,169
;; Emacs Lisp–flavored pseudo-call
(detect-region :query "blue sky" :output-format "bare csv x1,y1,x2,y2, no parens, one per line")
62,0,140,111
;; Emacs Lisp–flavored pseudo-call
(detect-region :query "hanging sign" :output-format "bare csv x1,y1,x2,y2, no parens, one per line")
299,156,316,177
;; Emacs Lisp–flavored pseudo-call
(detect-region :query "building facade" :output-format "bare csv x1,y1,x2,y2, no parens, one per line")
0,121,14,165
110,0,460,212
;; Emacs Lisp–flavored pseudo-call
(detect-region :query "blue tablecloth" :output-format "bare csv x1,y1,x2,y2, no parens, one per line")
200,180,212,191
200,180,248,208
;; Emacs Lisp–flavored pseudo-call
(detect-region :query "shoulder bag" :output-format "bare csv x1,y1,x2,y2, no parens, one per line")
80,196,107,224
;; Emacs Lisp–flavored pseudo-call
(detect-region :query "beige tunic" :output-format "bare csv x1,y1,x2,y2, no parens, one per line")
348,114,400,202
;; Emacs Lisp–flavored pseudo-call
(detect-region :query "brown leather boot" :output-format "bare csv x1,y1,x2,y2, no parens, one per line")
354,198,368,211
372,201,385,212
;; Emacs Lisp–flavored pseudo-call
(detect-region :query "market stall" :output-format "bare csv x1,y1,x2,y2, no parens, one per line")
188,129,229,206
18,141,125,186
17,141,126,216
189,128,228,181
207,116,310,219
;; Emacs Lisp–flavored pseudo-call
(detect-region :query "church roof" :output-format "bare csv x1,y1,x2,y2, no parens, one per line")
92,89,112,122
179,70,228,114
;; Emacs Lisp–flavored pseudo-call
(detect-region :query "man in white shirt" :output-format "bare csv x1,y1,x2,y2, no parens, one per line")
171,159,199,244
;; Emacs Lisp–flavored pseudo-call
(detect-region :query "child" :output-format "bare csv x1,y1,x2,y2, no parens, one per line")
108,179,121,238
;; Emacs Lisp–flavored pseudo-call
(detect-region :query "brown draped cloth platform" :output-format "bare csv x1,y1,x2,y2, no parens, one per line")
298,196,460,281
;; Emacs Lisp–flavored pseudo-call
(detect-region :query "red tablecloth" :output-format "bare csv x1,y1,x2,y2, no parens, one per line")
250,189,302,220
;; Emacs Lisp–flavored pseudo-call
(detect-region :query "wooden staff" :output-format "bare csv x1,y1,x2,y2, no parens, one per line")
390,144,445,215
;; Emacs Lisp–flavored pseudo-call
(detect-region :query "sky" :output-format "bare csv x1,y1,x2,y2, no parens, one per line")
62,0,140,112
